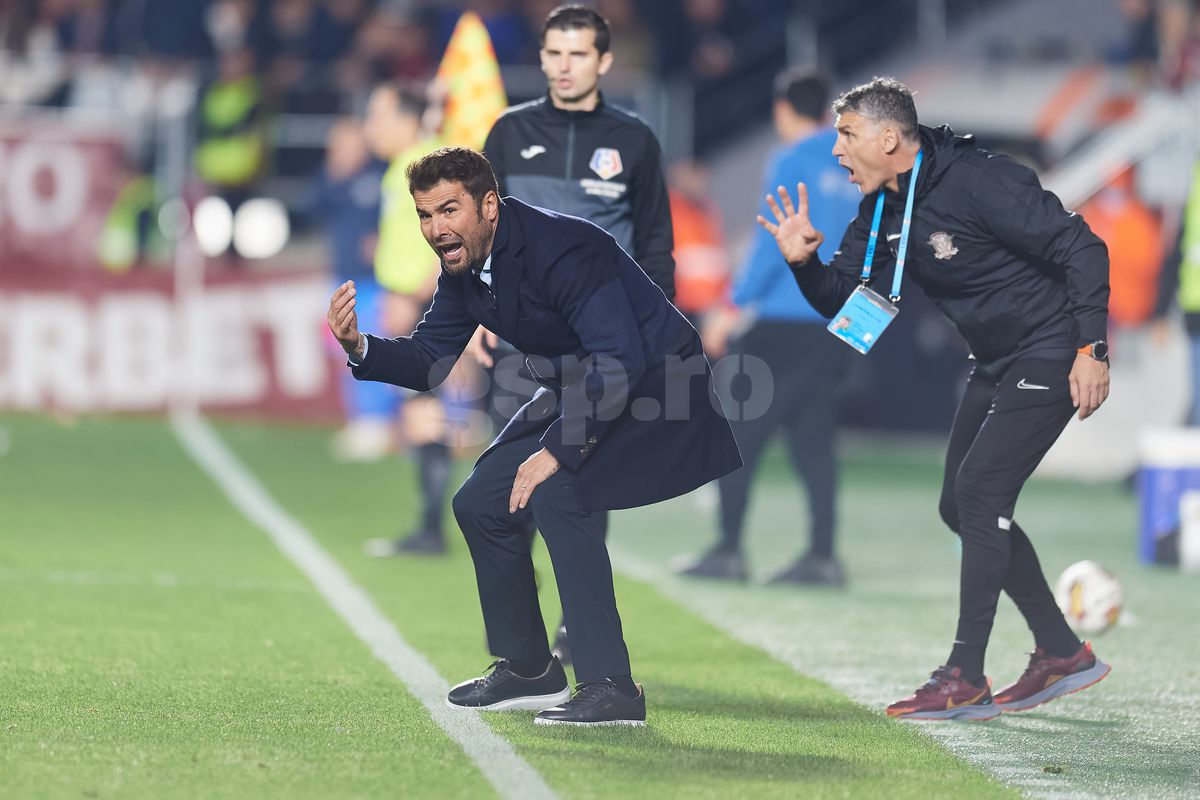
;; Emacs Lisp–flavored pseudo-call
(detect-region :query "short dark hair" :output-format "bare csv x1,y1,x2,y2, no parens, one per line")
832,77,919,142
405,147,500,210
773,68,830,121
541,4,610,54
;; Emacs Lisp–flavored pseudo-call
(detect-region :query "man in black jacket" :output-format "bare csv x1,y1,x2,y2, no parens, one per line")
471,4,676,663
327,147,740,726
482,5,675,299
758,77,1112,720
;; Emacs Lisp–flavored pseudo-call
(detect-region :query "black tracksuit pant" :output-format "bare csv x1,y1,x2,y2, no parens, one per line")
940,355,1083,681
452,432,630,683
718,320,845,557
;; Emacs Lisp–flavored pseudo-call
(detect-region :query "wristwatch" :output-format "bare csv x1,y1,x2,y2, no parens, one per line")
1077,340,1109,362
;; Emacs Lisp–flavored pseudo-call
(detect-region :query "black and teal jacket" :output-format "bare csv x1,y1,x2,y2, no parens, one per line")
791,125,1109,373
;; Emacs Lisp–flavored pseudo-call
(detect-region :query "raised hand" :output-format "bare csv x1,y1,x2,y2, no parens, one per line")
756,183,825,266
327,281,365,360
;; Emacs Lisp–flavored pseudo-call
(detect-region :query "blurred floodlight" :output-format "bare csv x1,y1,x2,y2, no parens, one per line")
193,196,233,257
232,198,290,259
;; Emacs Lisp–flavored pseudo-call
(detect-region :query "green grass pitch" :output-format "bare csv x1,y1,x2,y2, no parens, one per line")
1,414,1196,799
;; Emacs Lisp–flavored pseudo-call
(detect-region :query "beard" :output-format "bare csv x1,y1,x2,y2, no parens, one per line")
439,253,475,276
435,216,491,276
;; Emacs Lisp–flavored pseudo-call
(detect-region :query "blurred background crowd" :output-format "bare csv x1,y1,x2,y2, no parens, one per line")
2,0,1200,482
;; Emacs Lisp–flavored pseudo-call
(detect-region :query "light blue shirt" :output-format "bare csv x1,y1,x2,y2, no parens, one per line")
732,128,861,322
478,253,493,287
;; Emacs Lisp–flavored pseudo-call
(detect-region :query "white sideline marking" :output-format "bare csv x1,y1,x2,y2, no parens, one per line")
608,544,1083,800
171,411,555,800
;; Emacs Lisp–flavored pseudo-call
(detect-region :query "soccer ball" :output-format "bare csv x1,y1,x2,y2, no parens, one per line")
1054,560,1123,634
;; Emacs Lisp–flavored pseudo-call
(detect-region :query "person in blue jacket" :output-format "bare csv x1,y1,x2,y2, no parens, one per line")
327,146,741,727
677,69,860,586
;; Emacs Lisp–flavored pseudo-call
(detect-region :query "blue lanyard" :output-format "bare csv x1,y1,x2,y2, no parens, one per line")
859,149,923,302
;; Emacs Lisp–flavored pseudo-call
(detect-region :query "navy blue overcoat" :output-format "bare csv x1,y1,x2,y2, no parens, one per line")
351,197,742,511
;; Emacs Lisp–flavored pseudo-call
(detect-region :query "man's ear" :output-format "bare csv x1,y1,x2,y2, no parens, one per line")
483,190,499,222
881,126,900,155
598,50,614,77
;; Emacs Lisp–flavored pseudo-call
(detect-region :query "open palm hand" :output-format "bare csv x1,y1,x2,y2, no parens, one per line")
756,183,825,266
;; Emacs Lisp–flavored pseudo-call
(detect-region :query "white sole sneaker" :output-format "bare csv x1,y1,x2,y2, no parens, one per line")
445,687,571,712
533,717,646,727
895,702,1002,722
996,659,1111,712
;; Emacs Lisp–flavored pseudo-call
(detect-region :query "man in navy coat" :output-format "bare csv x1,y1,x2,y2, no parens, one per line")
327,146,741,726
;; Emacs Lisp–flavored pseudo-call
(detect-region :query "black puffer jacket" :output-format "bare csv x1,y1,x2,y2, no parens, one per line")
791,125,1109,372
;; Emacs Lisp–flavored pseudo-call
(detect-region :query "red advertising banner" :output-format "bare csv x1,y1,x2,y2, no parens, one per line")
0,267,342,420
0,117,126,272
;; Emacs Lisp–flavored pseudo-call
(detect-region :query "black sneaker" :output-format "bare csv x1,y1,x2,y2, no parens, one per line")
446,658,569,711
766,553,845,587
550,624,571,666
534,680,647,727
670,546,747,581
362,530,446,558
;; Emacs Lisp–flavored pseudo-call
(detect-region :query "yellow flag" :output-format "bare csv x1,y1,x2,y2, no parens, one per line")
435,12,508,150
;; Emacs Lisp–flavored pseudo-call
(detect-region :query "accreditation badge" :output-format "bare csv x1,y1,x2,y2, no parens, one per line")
827,285,899,355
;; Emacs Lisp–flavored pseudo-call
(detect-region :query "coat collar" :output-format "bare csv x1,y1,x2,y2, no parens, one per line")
466,197,524,281
486,199,524,335
488,198,524,260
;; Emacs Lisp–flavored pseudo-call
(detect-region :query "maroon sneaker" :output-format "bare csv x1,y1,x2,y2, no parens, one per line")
994,641,1110,712
885,666,1001,721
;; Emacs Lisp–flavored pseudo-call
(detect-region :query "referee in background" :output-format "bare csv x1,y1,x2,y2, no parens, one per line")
760,77,1112,720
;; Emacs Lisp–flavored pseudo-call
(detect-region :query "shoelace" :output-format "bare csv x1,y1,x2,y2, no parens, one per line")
1015,650,1054,682
477,659,509,690
913,668,955,697
570,679,617,704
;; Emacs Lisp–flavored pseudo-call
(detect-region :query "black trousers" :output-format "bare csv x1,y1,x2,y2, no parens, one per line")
718,320,845,557
482,352,609,546
452,433,630,683
939,355,1081,671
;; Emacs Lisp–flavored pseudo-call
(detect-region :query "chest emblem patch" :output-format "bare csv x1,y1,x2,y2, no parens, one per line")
589,147,623,180
928,231,959,260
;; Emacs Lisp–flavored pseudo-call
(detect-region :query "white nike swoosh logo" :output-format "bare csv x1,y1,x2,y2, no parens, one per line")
1017,379,1049,390
520,145,546,160
887,233,901,241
